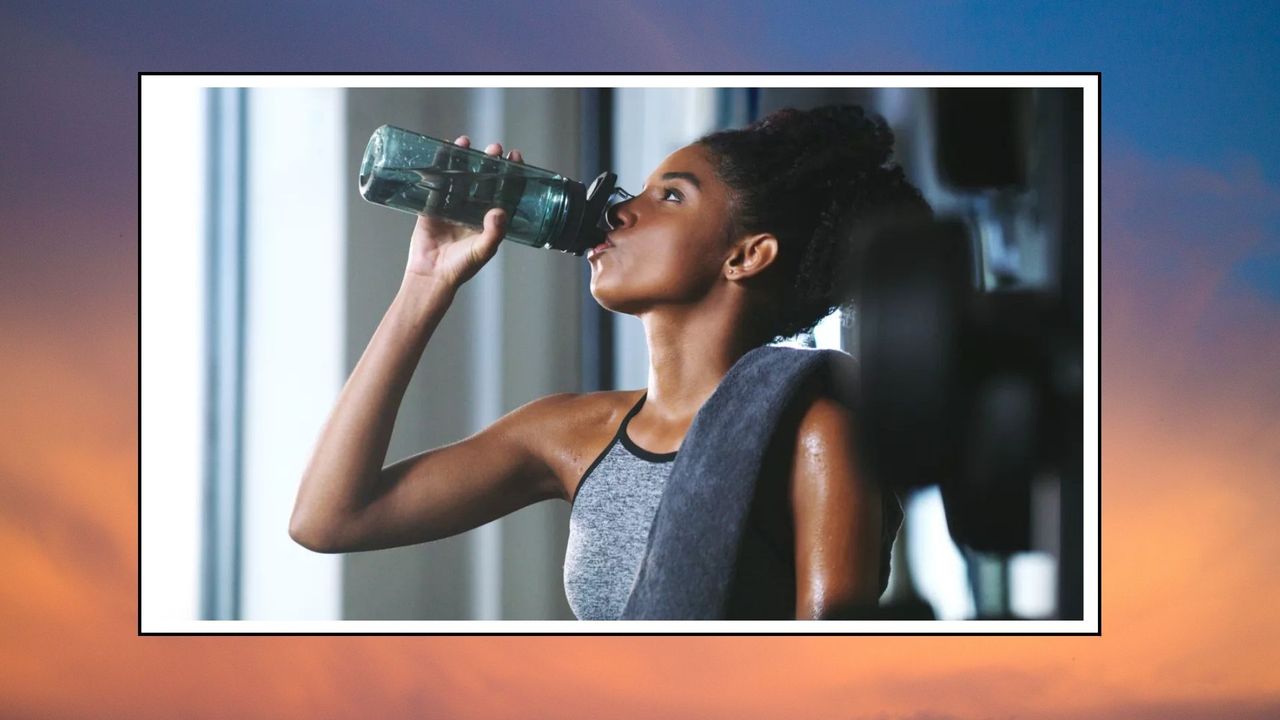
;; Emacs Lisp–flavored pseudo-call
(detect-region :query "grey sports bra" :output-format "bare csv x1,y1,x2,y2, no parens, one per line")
563,392,676,620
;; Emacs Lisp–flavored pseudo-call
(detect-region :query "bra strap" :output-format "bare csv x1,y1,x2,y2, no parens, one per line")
616,390,647,438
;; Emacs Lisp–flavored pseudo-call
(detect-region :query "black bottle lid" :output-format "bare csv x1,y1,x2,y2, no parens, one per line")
550,171,621,255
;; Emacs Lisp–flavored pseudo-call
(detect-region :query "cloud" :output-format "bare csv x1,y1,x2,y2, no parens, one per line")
1097,140,1280,697
1101,139,1280,472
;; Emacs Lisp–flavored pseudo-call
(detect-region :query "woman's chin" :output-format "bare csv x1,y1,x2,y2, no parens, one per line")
588,287,621,314
589,284,637,315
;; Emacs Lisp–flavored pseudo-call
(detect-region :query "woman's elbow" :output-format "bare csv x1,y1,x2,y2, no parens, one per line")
288,509,343,554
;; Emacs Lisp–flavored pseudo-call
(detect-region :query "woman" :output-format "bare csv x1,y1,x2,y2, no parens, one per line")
290,104,932,620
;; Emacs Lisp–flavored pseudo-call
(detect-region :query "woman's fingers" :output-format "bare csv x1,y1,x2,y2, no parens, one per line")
451,135,520,163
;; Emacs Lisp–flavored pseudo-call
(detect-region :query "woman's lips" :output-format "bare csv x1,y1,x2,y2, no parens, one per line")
586,240,612,260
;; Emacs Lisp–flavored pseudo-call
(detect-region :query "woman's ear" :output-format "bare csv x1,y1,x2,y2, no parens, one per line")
725,233,779,281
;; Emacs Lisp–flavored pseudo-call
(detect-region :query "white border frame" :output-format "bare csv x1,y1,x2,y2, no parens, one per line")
140,73,1100,634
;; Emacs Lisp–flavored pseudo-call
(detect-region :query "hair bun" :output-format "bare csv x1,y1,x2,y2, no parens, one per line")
757,104,894,173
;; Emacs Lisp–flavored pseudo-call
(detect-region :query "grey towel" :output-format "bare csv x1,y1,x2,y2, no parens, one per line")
620,344,899,620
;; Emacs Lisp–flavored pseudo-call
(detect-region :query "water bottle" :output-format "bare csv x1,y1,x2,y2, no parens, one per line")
358,124,630,256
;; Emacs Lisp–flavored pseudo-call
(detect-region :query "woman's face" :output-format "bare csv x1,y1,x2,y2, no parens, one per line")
588,143,737,315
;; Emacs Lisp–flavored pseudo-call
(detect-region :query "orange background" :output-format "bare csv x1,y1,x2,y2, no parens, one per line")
3,5,1280,718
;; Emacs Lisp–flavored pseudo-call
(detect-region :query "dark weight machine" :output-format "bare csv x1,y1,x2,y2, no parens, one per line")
853,88,1085,620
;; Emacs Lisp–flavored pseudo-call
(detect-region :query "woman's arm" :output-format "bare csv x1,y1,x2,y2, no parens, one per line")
289,275,568,554
788,394,885,620
290,137,564,554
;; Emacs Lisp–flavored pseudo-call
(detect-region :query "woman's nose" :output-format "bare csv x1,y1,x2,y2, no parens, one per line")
603,188,635,231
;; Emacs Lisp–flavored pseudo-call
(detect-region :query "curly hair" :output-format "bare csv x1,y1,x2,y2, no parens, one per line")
695,104,933,345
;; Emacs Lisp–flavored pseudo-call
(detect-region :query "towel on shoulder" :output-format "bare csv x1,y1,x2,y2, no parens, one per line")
621,344,902,620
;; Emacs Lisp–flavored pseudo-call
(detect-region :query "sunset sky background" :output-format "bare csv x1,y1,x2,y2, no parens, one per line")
3,1,1280,718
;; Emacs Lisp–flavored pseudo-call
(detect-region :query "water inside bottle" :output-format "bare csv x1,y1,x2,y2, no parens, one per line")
361,166,571,246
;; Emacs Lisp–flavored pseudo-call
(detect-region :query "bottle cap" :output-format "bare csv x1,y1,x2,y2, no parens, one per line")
558,171,632,255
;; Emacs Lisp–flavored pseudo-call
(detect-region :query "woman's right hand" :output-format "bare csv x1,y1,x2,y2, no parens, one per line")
403,136,524,288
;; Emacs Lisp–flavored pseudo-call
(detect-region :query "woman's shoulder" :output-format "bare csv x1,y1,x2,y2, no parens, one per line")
505,389,646,495
509,388,644,431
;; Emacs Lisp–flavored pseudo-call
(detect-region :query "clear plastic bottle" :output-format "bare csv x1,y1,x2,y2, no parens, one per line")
358,125,627,255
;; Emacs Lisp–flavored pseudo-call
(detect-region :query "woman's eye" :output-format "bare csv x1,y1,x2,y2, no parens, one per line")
661,187,683,202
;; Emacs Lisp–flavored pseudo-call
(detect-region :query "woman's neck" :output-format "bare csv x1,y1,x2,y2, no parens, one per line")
638,304,762,424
